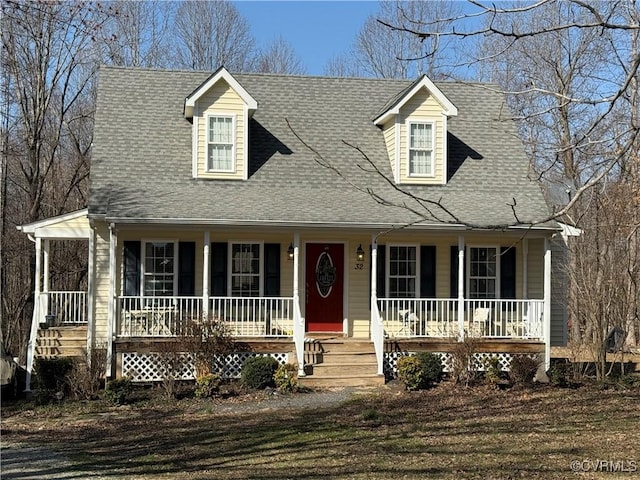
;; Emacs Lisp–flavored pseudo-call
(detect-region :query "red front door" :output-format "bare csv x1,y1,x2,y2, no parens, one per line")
305,243,344,332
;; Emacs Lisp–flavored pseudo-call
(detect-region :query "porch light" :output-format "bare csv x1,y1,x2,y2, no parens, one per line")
287,243,294,260
356,244,365,262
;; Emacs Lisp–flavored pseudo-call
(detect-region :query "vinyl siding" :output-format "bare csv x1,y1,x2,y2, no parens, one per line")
93,222,111,344
195,79,245,180
551,235,568,346
527,238,544,299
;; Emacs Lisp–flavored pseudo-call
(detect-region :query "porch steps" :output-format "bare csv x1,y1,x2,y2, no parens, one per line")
299,336,385,388
35,326,87,359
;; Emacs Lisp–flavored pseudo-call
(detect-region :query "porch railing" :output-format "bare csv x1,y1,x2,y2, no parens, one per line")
119,296,203,337
378,298,543,340
40,291,87,325
210,296,294,337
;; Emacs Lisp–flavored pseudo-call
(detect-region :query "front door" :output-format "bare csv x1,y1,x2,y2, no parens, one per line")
305,243,344,332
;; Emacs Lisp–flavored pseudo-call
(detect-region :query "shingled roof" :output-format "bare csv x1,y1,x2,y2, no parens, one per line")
89,66,554,230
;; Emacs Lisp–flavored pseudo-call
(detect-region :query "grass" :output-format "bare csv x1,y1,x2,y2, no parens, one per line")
2,382,640,479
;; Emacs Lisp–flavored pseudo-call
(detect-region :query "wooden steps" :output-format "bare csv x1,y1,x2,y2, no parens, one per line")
35,326,87,358
299,336,385,388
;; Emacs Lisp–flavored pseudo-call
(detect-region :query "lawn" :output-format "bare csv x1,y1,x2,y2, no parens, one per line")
2,383,639,479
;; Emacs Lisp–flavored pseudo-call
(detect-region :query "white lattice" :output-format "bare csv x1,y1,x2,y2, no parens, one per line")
384,352,453,377
121,352,288,382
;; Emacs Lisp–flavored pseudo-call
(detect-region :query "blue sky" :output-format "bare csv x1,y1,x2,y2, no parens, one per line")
235,1,380,75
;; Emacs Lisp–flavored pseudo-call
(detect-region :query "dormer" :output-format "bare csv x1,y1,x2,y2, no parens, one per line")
374,76,457,185
184,67,257,181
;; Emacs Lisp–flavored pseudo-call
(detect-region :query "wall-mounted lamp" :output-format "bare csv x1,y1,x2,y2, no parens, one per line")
287,243,294,260
356,244,365,262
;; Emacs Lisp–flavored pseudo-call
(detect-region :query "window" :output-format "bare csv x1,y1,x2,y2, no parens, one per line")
469,247,497,299
231,243,261,296
388,245,417,298
143,242,175,296
408,122,434,176
207,115,234,171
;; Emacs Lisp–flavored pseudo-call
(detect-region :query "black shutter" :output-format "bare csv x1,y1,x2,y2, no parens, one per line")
376,245,386,298
210,242,228,296
420,246,436,298
450,246,465,297
500,246,517,299
178,242,196,296
123,241,141,296
264,243,280,296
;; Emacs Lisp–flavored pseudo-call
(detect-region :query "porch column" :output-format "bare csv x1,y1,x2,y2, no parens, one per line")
202,231,210,319
543,237,552,369
106,224,117,378
86,228,96,357
370,238,384,375
25,237,42,392
292,232,305,376
457,235,465,340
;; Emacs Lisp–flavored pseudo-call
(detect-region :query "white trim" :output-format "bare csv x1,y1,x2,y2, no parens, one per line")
17,208,90,238
558,222,582,240
406,119,436,178
192,115,199,178
466,244,501,299
374,76,458,126
184,67,257,119
227,241,264,297
385,243,420,298
394,118,401,183
205,113,237,173
442,113,448,184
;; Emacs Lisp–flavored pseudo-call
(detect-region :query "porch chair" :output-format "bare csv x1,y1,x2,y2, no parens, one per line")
398,309,421,336
471,307,490,337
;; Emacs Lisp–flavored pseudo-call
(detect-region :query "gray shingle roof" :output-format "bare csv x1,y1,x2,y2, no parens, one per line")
89,66,554,230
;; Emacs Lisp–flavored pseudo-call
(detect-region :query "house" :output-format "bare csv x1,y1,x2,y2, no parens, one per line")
18,66,563,388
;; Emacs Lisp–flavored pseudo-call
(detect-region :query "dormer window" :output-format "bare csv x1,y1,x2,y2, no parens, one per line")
408,121,434,176
207,115,235,172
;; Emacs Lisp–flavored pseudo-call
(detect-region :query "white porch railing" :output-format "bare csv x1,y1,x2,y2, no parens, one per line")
40,291,87,325
210,296,294,337
378,298,544,340
119,296,203,336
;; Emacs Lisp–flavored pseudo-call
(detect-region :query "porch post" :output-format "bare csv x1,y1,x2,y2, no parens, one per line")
457,235,465,340
42,239,50,322
543,237,552,369
86,228,96,357
292,232,305,376
371,238,384,375
25,237,42,392
202,231,210,319
106,224,117,378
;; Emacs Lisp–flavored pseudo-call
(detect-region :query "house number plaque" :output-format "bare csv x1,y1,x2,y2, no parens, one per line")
315,252,336,298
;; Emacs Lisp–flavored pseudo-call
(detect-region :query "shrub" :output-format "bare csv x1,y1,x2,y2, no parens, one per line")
195,373,222,398
105,378,133,405
68,346,107,400
415,352,444,385
241,356,280,390
547,361,572,387
451,337,479,387
274,363,298,393
34,357,74,404
397,356,423,391
483,356,503,386
510,355,542,385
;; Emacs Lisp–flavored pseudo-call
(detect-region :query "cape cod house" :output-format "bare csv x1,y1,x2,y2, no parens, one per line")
19,66,565,387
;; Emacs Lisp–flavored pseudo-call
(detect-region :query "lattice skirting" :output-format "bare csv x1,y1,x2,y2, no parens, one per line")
121,352,288,382
384,352,539,378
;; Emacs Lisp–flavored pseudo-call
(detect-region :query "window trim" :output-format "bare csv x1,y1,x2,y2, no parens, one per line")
228,241,264,297
406,119,436,177
386,244,420,299
140,239,179,297
206,113,236,173
466,245,501,300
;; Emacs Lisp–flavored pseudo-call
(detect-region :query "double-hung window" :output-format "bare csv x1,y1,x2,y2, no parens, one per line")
231,243,261,296
468,247,497,299
143,241,175,296
207,115,234,172
408,122,434,176
388,245,418,298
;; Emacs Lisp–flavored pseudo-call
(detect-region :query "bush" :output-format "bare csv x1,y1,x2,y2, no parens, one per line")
105,378,133,405
510,355,542,385
34,357,74,404
195,373,222,398
415,352,444,385
274,363,298,393
68,346,107,400
547,361,572,387
451,337,479,387
241,356,280,390
397,356,423,391
483,356,503,386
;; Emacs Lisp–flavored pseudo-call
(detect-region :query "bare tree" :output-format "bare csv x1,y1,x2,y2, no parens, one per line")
253,35,306,75
173,1,254,71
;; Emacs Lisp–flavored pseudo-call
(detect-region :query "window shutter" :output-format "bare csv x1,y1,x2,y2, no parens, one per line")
178,242,196,296
264,243,280,296
376,245,386,298
210,242,228,296
500,246,517,299
420,246,436,298
123,241,141,296
450,246,466,297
